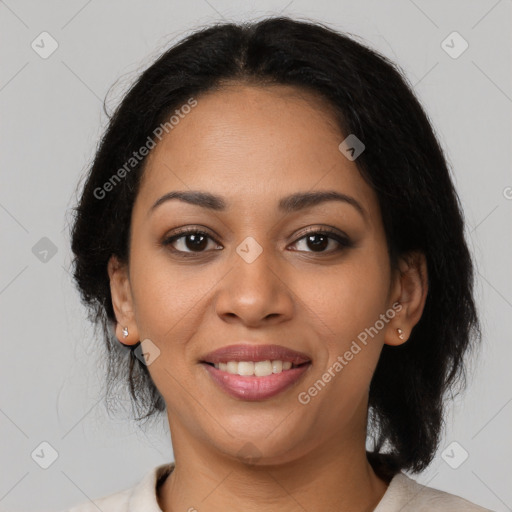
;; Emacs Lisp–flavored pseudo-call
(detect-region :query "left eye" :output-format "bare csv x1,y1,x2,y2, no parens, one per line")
290,230,351,253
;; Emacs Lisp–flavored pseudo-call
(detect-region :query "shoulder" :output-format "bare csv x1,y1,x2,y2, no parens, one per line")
66,488,132,512
61,462,175,512
374,472,495,512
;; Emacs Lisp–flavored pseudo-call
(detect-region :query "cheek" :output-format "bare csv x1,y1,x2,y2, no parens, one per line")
293,248,391,385
128,249,195,340
301,255,389,332
129,247,226,350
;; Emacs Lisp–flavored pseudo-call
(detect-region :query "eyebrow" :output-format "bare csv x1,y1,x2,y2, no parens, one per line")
149,190,367,221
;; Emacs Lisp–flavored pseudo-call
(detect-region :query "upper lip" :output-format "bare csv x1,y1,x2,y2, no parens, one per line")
201,344,311,365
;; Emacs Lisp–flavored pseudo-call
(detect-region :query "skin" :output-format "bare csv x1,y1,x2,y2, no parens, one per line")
108,83,428,512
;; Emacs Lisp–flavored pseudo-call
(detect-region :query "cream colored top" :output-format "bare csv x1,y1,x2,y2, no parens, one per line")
64,462,494,511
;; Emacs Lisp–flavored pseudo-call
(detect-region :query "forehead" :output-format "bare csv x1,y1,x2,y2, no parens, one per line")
135,84,379,222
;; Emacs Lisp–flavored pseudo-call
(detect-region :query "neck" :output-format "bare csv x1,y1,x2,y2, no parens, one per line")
158,418,390,512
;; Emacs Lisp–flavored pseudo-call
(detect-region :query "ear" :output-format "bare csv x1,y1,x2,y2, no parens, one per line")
385,250,428,347
107,255,139,346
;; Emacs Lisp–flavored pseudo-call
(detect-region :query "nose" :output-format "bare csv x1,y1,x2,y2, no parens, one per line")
214,244,295,327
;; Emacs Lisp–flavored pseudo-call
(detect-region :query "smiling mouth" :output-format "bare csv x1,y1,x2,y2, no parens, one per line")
202,360,310,377
201,360,312,401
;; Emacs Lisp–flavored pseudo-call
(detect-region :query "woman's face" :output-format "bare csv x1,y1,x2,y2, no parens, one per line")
110,84,408,464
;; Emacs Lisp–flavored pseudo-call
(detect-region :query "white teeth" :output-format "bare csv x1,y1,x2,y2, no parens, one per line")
238,361,254,376
254,360,273,377
226,361,238,374
272,360,282,373
212,360,299,376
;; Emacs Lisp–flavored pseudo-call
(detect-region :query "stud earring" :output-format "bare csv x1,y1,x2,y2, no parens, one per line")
122,326,129,338
397,328,405,340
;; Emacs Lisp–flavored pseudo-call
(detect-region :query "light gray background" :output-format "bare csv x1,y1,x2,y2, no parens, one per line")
1,1,511,511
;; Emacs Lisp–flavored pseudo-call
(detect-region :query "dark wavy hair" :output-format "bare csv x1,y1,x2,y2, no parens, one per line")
69,16,481,478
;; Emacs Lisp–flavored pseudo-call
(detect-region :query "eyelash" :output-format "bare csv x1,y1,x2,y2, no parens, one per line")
161,226,353,258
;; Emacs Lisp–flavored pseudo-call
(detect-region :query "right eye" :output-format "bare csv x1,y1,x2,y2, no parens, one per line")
162,229,223,256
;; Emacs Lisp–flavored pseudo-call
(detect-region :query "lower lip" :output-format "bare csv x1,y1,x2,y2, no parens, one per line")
202,363,311,401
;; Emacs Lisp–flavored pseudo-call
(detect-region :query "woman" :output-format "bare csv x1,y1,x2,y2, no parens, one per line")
66,16,493,511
